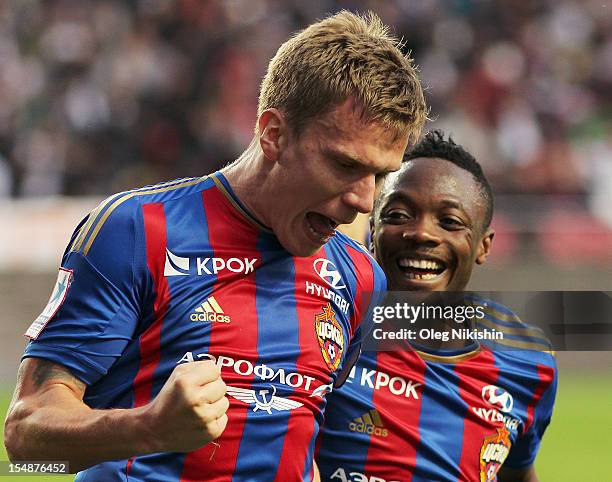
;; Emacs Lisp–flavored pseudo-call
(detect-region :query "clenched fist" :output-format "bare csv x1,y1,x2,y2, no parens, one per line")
142,360,229,453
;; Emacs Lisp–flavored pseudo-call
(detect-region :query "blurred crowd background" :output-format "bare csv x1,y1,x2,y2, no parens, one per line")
1,6,609,476
0,0,611,266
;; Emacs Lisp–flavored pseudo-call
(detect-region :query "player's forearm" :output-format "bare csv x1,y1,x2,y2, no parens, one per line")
5,386,158,472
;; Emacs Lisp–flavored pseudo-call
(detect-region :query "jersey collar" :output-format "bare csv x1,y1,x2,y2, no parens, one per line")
211,172,272,233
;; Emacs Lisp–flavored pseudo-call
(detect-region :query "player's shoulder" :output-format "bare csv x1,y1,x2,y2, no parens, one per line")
128,175,215,204
470,295,556,365
328,231,385,284
329,231,378,267
69,176,214,257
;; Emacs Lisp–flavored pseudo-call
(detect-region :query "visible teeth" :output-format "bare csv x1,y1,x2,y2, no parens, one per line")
405,272,439,280
398,258,442,270
308,224,332,242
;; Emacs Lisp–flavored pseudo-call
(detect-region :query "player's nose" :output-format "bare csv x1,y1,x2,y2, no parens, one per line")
342,175,375,214
402,217,442,246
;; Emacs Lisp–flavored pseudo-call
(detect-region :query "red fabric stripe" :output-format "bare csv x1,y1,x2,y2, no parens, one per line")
364,351,426,481
346,246,376,336
272,252,327,482
133,203,170,408
125,457,134,479
454,348,499,482
180,187,260,482
127,203,169,480
524,363,555,434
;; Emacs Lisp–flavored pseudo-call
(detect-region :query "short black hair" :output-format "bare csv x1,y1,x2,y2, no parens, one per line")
403,129,494,228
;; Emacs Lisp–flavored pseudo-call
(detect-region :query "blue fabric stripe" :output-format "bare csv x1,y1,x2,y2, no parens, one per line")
316,352,377,478
480,312,545,332
412,365,464,482
322,242,359,382
232,234,295,479
76,191,127,253
301,415,319,481
76,177,214,255
153,192,214,396
493,352,540,439
130,192,214,481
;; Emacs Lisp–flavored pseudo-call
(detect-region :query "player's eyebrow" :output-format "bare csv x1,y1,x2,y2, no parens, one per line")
324,147,397,175
438,199,463,210
378,191,411,210
323,147,363,166
378,193,471,220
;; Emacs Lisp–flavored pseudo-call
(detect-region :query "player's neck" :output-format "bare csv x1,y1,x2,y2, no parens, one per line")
221,143,275,228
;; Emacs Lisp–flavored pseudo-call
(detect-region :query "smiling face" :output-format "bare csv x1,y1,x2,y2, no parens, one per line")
261,98,409,257
372,157,494,291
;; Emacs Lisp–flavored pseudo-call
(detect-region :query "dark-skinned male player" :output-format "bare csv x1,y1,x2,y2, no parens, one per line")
316,130,557,482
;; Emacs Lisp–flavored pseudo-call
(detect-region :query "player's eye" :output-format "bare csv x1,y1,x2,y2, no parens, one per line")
440,217,465,229
336,159,355,171
381,209,411,223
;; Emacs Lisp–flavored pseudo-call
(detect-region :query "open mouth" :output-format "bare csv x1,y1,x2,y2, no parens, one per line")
306,212,338,243
397,257,447,281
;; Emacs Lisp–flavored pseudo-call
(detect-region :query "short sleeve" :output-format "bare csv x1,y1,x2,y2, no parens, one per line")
22,197,150,386
504,361,558,468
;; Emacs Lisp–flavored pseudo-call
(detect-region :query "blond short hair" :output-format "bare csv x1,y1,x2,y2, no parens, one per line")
258,10,426,143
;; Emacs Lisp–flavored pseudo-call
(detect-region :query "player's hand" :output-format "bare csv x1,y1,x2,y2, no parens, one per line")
143,360,229,453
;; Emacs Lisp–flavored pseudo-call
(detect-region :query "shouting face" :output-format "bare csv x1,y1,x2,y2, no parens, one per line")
258,98,409,257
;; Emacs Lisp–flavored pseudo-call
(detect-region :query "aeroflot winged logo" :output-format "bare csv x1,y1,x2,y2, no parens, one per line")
163,248,258,277
313,258,346,289
226,385,303,414
482,385,514,413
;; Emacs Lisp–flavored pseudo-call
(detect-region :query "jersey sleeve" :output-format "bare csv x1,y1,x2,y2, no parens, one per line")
504,359,558,468
335,259,386,387
22,196,150,386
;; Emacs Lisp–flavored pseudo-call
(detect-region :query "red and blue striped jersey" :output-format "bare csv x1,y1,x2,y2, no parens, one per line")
23,172,386,481
316,301,557,482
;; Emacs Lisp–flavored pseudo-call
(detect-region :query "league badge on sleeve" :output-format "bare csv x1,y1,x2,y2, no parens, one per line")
25,267,73,339
315,303,344,371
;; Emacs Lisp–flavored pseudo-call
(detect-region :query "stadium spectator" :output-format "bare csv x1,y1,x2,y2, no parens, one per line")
2,0,609,264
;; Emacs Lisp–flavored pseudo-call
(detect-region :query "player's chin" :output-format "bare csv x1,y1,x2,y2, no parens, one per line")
282,240,320,258
280,229,323,257
284,216,335,257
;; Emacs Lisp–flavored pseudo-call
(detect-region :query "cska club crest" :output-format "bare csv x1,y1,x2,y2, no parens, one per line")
479,427,512,482
315,303,345,371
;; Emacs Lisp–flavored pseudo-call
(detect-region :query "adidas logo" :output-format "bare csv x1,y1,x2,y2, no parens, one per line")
348,409,388,437
190,296,231,323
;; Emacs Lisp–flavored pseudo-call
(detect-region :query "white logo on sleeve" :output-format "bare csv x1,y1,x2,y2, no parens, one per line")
226,385,303,414
25,268,73,339
313,258,346,289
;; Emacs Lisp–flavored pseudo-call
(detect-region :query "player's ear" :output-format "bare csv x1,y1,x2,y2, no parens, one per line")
258,108,287,162
475,228,494,265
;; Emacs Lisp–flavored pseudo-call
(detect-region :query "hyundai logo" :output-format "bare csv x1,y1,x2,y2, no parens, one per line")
482,385,514,413
313,258,346,289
